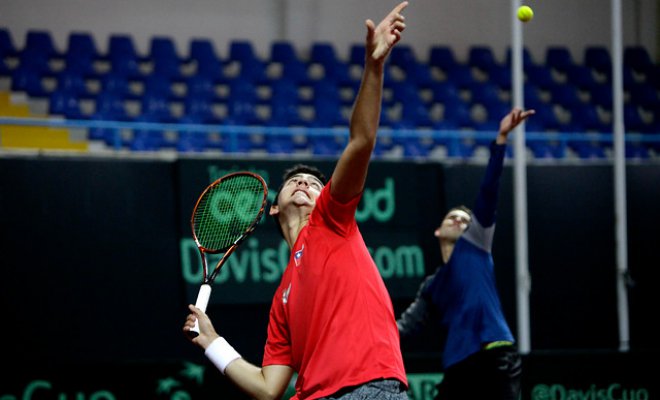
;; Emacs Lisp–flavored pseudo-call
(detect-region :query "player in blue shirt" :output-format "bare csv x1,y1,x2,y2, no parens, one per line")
398,107,534,400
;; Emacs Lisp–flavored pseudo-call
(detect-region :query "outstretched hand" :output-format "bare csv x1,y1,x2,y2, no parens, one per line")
365,1,408,62
497,107,536,143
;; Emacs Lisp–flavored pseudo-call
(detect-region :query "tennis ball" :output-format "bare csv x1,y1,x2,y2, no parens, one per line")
517,5,534,22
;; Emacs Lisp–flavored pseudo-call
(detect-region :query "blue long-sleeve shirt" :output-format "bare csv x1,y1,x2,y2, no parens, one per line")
398,140,514,369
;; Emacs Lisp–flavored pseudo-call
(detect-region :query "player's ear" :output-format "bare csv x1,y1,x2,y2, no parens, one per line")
269,204,279,216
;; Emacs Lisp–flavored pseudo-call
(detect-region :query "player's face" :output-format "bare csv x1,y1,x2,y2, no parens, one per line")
277,173,324,209
435,209,471,241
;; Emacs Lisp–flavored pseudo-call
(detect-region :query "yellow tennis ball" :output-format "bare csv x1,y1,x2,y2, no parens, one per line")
517,5,534,22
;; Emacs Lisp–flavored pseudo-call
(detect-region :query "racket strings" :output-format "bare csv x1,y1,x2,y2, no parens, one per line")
193,175,266,251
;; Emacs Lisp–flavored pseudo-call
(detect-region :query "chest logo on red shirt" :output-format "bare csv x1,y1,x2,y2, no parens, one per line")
294,244,304,267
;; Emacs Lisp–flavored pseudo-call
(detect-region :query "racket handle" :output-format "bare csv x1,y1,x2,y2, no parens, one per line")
188,283,212,338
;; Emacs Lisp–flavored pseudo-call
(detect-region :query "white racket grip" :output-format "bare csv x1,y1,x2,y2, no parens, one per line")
190,284,212,337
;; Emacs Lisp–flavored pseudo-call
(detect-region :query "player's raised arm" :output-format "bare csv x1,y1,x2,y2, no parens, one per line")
331,1,408,203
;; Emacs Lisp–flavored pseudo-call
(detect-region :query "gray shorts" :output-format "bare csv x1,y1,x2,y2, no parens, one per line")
319,378,409,400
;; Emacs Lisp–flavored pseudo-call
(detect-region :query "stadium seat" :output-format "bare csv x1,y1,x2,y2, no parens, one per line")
140,93,174,122
566,65,598,91
67,32,98,57
525,64,557,91
108,34,140,58
149,36,183,80
188,39,225,82
624,46,653,74
56,70,90,98
487,65,512,90
183,97,218,124
93,92,130,121
186,75,217,101
0,28,17,57
349,44,366,65
584,46,611,76
468,46,498,72
443,100,473,129
25,30,59,58
545,46,575,74
431,81,462,104
143,74,176,100
390,45,418,69
506,47,535,70
49,90,85,119
446,65,475,90
551,84,582,109
10,68,48,97
429,45,460,73
270,41,299,64
589,84,613,110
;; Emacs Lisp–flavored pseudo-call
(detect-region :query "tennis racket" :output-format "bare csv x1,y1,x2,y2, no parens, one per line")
187,171,268,338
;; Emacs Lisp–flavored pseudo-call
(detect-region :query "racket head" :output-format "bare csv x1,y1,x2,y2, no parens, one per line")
191,171,268,254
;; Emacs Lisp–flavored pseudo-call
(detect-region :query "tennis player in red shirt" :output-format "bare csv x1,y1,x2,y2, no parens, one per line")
183,2,410,399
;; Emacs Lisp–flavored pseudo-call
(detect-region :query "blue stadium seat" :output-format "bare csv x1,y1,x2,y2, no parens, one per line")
176,125,209,152
0,28,17,57
56,70,90,98
188,39,225,82
63,51,96,77
108,34,140,59
143,74,176,100
399,101,433,128
431,81,462,104
589,84,613,110
545,46,575,74
468,46,498,72
629,84,659,110
229,40,256,62
130,118,168,151
487,65,512,90
10,68,48,97
574,103,609,133
186,75,217,101
584,46,611,76
349,44,366,65
446,65,475,90
429,45,460,73
506,47,535,70
624,46,653,74
140,93,174,122
149,36,183,80
183,97,218,124
270,41,299,64
309,135,344,156
404,63,434,87
390,45,418,69
25,30,59,58
443,100,473,129
312,97,346,127
525,64,557,91
49,90,85,119
551,84,582,109
67,32,99,59
265,134,296,154
470,82,502,106
93,92,130,121
524,84,545,110
566,65,598,91
311,42,339,67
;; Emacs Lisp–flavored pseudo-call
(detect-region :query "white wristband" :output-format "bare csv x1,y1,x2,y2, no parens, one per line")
205,337,242,375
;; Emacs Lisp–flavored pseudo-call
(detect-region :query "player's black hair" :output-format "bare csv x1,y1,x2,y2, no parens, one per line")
271,164,328,238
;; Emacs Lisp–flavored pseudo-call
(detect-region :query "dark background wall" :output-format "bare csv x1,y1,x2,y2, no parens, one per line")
1,154,658,397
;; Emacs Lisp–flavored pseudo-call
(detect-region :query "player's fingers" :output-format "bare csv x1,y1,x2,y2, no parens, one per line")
391,1,409,16
392,21,406,32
